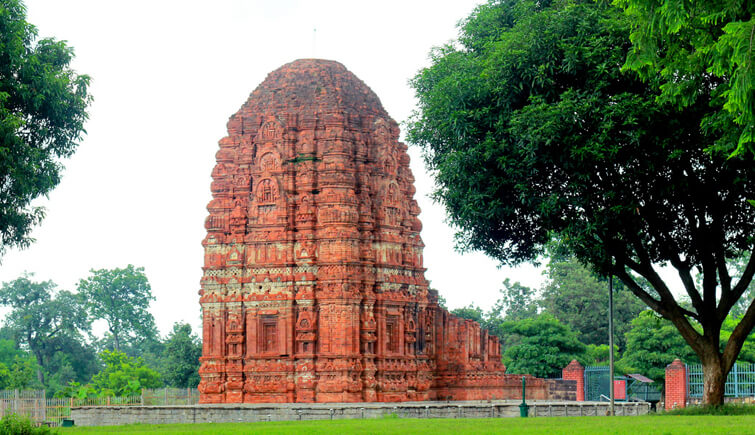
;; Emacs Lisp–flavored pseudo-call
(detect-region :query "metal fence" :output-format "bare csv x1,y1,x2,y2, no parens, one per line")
0,388,198,427
687,362,755,398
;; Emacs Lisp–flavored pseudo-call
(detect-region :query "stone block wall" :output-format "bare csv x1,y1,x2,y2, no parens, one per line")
70,400,647,426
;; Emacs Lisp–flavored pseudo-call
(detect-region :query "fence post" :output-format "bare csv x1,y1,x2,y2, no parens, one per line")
733,363,739,398
141,389,144,406
165,387,168,405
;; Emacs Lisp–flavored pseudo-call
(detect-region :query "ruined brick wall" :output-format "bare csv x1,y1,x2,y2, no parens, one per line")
198,59,507,403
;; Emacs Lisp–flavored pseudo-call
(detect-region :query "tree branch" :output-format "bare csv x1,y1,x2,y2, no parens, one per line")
722,292,755,374
669,254,705,316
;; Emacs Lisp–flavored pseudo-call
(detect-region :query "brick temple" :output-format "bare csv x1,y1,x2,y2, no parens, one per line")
197,59,510,403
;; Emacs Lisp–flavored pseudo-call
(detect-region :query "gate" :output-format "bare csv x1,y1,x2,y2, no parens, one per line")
584,366,629,401
585,366,610,401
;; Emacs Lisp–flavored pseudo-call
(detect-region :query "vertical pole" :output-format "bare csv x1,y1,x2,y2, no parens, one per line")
608,274,615,416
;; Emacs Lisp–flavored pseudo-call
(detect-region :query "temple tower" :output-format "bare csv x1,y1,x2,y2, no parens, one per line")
198,59,505,403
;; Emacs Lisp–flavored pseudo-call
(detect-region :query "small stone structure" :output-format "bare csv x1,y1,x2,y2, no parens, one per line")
70,400,649,426
198,59,537,403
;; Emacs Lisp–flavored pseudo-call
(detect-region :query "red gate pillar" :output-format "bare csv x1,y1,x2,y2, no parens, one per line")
665,359,687,410
562,360,585,401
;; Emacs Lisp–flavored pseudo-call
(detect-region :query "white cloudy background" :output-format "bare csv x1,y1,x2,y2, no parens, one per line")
0,0,545,335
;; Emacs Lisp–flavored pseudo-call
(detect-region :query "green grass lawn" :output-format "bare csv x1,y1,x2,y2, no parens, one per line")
58,415,755,434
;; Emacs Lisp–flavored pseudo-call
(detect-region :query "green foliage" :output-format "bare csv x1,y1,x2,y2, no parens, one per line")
539,257,645,350
0,275,89,385
89,350,162,396
584,344,617,366
492,279,538,322
617,0,755,156
450,305,485,325
728,255,755,319
618,311,698,385
500,314,586,378
0,0,91,257
409,0,754,404
720,316,755,363
0,413,53,435
162,322,201,388
77,265,157,352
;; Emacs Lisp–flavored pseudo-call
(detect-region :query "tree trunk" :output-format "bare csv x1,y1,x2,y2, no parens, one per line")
702,356,727,406
34,353,45,386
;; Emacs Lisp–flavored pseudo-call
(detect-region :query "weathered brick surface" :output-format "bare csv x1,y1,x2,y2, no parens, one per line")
198,59,514,403
664,358,687,410
562,360,585,401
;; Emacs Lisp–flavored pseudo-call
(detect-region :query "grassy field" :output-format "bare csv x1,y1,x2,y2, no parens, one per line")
57,415,755,434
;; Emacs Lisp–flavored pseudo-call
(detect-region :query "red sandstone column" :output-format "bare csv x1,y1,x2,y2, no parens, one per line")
562,359,585,401
665,359,687,410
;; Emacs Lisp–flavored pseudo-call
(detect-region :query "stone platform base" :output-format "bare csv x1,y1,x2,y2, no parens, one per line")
71,400,650,426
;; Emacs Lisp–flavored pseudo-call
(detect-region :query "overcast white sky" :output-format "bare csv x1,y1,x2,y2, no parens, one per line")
0,0,546,337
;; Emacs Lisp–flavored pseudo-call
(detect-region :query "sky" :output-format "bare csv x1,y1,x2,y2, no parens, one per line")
0,0,546,336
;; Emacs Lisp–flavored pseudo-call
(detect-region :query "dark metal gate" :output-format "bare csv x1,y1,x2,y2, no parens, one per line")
585,366,611,401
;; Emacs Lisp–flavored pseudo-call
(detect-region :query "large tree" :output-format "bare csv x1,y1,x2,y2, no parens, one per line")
540,256,645,350
618,310,698,386
0,275,89,385
616,0,754,156
0,0,91,255
77,265,157,351
409,0,755,404
162,322,201,388
500,314,586,378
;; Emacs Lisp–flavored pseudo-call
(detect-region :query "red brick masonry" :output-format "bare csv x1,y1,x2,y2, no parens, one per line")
196,59,532,404
664,359,687,409
562,360,585,401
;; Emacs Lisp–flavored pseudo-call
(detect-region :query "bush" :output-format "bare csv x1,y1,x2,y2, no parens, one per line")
0,414,55,435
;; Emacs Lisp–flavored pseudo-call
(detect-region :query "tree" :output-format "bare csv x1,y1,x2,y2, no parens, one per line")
162,322,201,388
77,265,157,351
618,310,698,385
540,257,645,350
0,0,91,256
89,350,162,396
617,0,755,156
0,275,89,385
491,279,538,322
500,314,586,378
43,335,99,396
409,0,755,404
450,304,485,325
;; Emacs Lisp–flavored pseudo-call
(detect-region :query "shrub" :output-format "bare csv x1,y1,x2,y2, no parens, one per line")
0,414,55,435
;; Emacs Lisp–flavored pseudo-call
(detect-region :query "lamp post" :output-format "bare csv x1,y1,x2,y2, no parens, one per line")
608,274,615,416
519,376,529,417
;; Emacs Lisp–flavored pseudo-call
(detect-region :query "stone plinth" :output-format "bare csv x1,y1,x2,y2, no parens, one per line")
198,59,507,403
